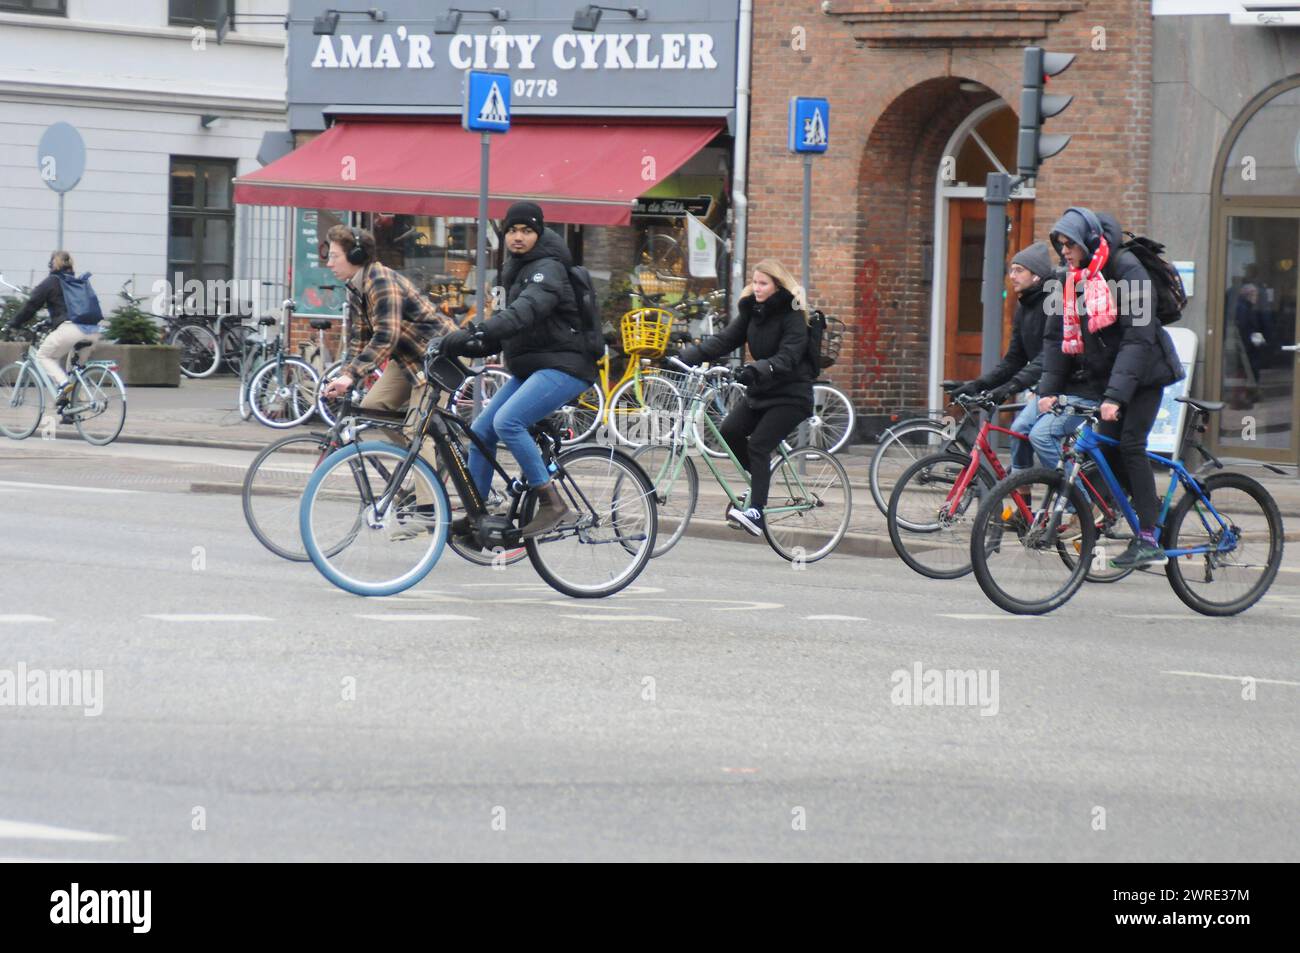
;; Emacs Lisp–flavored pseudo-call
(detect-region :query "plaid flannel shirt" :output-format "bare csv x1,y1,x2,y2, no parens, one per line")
345,262,453,383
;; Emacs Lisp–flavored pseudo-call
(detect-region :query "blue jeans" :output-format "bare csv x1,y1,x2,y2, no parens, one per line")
467,368,590,495
1008,396,1040,472
1028,394,1089,471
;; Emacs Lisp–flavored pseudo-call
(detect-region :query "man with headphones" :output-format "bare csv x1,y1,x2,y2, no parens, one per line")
320,224,455,539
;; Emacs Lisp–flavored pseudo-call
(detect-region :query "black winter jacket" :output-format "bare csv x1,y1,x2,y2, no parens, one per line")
973,280,1052,394
6,268,71,330
1039,213,1183,404
481,228,597,384
684,288,814,413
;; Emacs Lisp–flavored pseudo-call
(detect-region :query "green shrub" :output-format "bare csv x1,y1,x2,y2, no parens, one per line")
105,305,160,345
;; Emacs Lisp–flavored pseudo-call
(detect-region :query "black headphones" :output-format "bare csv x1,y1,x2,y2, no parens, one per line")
1057,206,1105,255
346,226,368,266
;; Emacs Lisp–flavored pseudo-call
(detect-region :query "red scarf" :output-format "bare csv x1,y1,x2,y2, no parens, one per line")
1061,236,1116,355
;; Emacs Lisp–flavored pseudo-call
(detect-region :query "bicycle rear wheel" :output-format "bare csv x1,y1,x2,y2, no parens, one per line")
631,442,698,557
887,451,992,580
300,441,449,596
0,362,43,439
1164,471,1283,616
72,364,127,445
439,448,528,568
970,468,1096,615
169,323,221,378
243,433,333,561
762,447,852,563
249,357,320,429
524,446,657,598
787,383,855,454
870,419,951,516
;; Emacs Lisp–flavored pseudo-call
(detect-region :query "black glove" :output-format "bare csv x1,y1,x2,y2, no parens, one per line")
734,363,760,387
460,333,495,358
989,382,1018,404
440,327,474,358
949,380,979,398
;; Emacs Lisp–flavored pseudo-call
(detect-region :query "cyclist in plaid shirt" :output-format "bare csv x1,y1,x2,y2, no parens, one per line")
320,224,454,538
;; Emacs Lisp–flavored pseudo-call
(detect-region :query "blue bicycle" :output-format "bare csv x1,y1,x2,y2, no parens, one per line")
969,397,1284,615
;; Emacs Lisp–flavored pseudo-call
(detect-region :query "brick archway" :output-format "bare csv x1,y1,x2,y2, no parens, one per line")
847,77,1000,422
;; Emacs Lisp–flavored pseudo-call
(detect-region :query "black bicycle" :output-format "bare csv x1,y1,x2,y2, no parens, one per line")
297,339,659,598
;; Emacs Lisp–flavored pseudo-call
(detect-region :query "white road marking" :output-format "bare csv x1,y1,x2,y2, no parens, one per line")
144,614,273,623
1162,670,1300,687
1122,613,1211,620
624,597,783,611
0,480,137,495
0,615,53,624
937,613,1038,621
355,614,479,622
560,614,680,622
806,615,868,621
0,819,121,843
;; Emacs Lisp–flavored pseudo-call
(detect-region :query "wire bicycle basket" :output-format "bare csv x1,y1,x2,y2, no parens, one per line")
621,308,674,357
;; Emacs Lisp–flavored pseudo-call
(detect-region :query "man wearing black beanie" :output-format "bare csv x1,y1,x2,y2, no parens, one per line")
440,201,597,539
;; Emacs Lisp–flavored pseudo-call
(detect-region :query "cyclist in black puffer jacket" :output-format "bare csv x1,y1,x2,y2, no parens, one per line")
678,258,814,537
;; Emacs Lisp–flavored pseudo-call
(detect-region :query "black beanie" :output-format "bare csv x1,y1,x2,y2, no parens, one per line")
504,201,544,234
1011,242,1054,280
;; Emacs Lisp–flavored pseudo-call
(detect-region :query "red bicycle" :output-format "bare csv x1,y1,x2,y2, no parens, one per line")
886,389,1131,582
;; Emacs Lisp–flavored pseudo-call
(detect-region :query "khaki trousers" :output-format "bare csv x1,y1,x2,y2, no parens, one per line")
37,322,100,388
359,364,444,505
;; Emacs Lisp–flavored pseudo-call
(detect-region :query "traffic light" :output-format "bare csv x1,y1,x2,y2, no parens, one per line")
1017,47,1075,178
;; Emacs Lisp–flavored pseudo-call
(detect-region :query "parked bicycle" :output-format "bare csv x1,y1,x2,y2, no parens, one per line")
0,275,126,445
968,397,1284,616
236,299,321,428
630,358,851,561
296,337,658,598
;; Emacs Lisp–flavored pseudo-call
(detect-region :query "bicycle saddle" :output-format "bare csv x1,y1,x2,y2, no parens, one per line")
309,319,333,330
1175,396,1225,413
258,317,277,326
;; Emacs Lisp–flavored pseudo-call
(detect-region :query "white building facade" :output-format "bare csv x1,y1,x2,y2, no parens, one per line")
0,0,288,315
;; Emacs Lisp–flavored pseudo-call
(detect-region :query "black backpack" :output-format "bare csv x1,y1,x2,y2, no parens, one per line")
805,309,843,370
1119,233,1187,325
563,264,605,359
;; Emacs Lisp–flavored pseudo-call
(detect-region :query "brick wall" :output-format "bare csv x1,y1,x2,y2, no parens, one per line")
748,1,1153,427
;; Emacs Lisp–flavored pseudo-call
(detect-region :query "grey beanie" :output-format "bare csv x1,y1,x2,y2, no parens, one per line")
1012,241,1055,280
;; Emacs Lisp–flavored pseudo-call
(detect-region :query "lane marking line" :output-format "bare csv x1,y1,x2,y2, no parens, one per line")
0,819,121,843
559,614,680,622
806,614,867,621
0,480,137,495
1162,670,1300,687
355,614,479,622
0,615,53,623
144,614,273,623
937,613,1038,621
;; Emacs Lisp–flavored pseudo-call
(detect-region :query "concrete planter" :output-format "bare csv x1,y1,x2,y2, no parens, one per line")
88,343,181,387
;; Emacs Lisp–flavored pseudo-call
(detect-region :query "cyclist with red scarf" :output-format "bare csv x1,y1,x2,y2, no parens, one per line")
1037,207,1184,568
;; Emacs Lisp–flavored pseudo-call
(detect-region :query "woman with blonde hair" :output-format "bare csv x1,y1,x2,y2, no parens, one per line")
676,259,815,536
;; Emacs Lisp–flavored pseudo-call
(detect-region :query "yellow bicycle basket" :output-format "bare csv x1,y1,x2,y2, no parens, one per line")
620,308,674,356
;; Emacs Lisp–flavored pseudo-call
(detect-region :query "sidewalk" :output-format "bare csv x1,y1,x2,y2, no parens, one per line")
117,376,1300,548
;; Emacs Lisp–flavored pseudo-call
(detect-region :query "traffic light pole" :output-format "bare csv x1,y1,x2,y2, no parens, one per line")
980,172,1013,376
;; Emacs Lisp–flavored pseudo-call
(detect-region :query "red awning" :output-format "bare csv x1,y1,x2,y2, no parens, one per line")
233,119,723,226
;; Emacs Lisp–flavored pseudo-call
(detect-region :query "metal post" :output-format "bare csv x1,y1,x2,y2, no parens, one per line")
802,154,812,300
57,192,64,249
980,172,1011,376
473,132,490,418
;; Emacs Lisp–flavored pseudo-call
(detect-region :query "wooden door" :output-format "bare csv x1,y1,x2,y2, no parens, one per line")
944,198,1035,382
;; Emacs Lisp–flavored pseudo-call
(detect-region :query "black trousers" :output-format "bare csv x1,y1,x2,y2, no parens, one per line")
719,402,809,510
1097,384,1163,529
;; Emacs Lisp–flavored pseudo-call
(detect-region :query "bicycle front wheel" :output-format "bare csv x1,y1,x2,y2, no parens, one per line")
1164,471,1284,616
608,374,683,448
762,447,852,563
787,384,856,454
0,362,44,439
870,419,951,516
243,433,333,561
524,446,657,598
887,451,992,580
969,468,1096,615
300,441,450,596
72,364,127,445
631,442,699,558
169,323,221,378
249,357,320,429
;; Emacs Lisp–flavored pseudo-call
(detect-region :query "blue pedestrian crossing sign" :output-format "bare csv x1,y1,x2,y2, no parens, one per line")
463,70,511,133
788,97,829,154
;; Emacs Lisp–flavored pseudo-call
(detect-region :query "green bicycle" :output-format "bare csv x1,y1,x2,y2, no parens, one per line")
631,359,851,561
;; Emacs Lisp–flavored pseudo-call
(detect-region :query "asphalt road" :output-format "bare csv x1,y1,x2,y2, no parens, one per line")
0,439,1297,861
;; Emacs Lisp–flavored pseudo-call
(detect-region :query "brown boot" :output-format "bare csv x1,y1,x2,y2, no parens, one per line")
520,482,572,538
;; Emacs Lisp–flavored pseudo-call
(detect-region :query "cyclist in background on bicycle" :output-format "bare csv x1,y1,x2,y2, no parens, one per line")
318,225,454,540
1038,207,1185,568
5,251,101,419
675,259,814,537
440,201,597,540
949,241,1056,476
